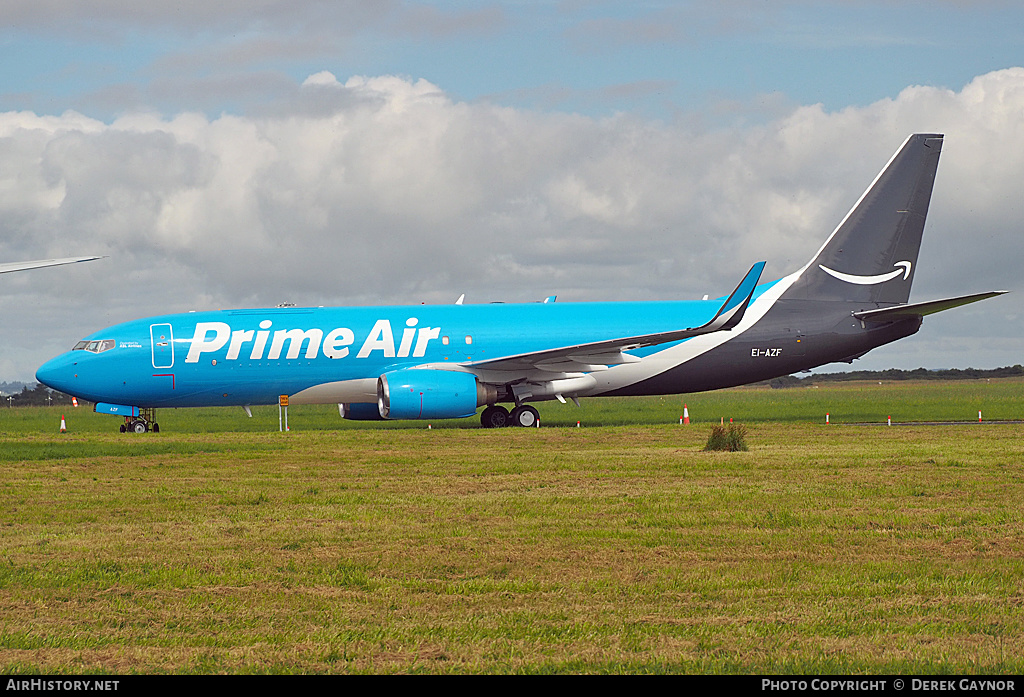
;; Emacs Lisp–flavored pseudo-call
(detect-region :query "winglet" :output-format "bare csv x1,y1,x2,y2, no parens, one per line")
690,261,766,333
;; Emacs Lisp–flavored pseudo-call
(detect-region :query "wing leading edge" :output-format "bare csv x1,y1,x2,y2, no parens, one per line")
461,261,766,375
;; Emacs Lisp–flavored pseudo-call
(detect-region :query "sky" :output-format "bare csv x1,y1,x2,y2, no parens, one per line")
1,1,1022,383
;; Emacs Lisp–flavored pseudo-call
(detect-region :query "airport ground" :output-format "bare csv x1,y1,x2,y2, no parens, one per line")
1,380,1022,674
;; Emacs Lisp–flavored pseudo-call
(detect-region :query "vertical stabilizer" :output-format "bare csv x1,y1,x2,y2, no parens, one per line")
782,133,943,304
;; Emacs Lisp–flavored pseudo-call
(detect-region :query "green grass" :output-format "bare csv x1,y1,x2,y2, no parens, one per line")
1,379,1023,674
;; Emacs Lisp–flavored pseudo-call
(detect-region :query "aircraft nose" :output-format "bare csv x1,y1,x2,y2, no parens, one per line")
36,353,79,395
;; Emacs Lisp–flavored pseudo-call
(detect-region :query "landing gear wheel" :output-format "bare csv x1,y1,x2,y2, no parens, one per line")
510,405,539,428
480,405,510,428
119,424,126,433
152,423,160,433
131,420,148,434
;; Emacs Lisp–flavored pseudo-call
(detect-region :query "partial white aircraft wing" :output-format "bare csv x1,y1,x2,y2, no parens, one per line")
0,256,105,274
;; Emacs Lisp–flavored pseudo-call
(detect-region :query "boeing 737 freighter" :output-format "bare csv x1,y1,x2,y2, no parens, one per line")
36,134,1005,432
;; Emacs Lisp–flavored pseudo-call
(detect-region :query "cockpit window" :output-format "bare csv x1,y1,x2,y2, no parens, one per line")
72,339,115,353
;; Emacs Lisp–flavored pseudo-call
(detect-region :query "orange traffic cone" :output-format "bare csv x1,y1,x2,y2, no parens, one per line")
683,404,690,424
72,397,79,407
60,414,67,433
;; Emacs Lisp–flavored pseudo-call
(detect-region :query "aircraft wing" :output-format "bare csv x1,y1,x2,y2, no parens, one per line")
0,256,105,274
462,261,766,374
853,291,1007,323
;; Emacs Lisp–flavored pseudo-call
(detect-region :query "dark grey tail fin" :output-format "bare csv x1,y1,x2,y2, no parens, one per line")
782,133,943,304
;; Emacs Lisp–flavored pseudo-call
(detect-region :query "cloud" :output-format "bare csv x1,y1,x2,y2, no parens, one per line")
392,4,504,38
559,2,777,52
484,80,679,114
2,67,1023,380
0,1,502,45
0,1,397,36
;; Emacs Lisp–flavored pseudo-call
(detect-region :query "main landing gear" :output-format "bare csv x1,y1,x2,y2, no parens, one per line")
119,408,159,434
480,404,540,428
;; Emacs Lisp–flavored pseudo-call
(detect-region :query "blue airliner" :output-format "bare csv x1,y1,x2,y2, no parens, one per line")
36,134,1005,432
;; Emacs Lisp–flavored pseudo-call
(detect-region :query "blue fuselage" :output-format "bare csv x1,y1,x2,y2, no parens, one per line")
35,297,731,407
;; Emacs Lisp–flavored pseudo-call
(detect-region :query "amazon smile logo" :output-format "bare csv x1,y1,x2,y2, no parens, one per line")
818,261,912,285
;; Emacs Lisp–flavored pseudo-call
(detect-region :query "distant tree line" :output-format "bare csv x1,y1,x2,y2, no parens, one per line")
765,365,1024,389
1,383,83,407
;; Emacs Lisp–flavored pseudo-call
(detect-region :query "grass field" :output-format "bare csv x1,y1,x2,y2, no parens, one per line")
1,380,1023,674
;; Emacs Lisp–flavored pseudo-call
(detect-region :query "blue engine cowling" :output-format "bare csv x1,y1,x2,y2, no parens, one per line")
378,369,496,420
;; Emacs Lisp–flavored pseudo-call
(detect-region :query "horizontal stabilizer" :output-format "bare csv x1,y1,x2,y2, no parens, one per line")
465,261,766,373
853,291,1007,322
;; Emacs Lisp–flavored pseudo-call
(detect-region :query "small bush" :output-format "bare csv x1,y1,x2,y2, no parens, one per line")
703,423,749,452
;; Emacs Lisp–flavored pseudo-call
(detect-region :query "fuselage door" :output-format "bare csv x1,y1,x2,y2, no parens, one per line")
151,323,174,369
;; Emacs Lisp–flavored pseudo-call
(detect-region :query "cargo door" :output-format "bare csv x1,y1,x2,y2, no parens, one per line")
151,323,174,369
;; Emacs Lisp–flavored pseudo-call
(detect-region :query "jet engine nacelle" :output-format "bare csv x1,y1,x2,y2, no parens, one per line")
378,369,497,420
